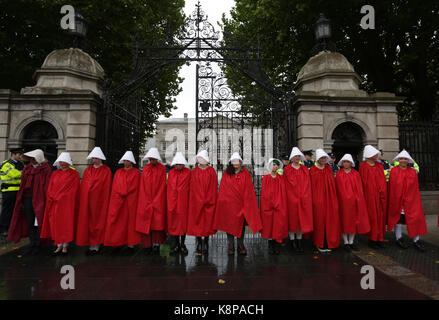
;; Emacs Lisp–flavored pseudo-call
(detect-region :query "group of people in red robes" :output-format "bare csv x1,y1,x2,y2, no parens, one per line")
260,145,428,254
7,143,428,257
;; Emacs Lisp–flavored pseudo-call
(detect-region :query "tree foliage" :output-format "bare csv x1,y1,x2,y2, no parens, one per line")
0,0,186,143
221,0,439,121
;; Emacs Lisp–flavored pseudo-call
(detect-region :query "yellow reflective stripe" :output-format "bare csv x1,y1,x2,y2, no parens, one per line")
3,167,13,174
1,178,21,182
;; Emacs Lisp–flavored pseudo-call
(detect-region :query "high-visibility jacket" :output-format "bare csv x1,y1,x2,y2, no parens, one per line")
393,161,420,174
0,159,23,192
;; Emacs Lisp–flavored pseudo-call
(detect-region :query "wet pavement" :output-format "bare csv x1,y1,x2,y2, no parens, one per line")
0,231,436,300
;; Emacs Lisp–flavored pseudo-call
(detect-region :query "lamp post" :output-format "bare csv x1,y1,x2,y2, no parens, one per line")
67,10,88,48
315,13,331,43
311,13,336,56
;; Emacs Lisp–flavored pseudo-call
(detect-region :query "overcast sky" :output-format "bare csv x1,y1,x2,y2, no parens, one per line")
159,0,235,120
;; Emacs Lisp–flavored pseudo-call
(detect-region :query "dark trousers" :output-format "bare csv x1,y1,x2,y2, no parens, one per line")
0,191,18,233
22,197,40,248
227,224,246,246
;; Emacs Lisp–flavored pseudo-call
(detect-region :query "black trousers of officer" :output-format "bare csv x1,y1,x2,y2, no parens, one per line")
0,191,18,233
22,197,40,248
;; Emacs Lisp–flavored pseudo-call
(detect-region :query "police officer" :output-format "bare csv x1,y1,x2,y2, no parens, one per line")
303,150,315,169
378,150,392,182
0,148,24,238
328,153,339,175
278,154,290,175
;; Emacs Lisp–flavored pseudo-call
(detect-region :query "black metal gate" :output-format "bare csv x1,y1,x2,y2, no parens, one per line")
97,1,295,197
399,120,439,190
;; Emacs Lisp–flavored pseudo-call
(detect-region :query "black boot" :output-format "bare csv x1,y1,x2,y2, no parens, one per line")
196,237,202,254
170,236,180,255
290,238,297,252
202,237,209,255
268,240,275,255
153,244,161,255
295,239,304,253
274,241,280,255
180,235,188,255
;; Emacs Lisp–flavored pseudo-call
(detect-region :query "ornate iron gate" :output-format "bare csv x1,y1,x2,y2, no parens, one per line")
399,120,439,190
97,1,296,196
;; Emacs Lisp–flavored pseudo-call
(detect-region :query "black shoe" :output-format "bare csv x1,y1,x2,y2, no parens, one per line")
368,240,379,249
268,240,276,255
202,238,209,255
290,239,297,251
343,244,352,252
274,241,281,255
295,239,304,253
180,244,189,255
52,249,62,257
413,240,426,252
86,249,99,256
376,241,386,249
350,243,360,252
31,247,40,255
396,238,408,249
170,244,180,255
195,238,202,254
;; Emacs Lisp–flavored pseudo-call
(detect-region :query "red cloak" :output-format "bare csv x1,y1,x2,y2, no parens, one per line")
309,165,341,249
166,167,191,236
8,163,52,243
260,173,288,242
104,167,141,247
213,168,262,238
359,161,388,241
40,168,80,245
335,169,370,235
75,165,112,246
283,164,313,234
387,166,427,237
135,163,167,234
187,166,217,237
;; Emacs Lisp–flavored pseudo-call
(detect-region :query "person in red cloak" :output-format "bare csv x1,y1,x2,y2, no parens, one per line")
104,151,141,253
260,158,288,255
187,150,217,255
283,147,313,253
8,149,52,255
387,150,427,252
136,147,167,255
40,152,80,256
166,152,191,255
335,154,370,252
359,145,388,249
213,152,262,256
309,149,341,253
75,147,112,255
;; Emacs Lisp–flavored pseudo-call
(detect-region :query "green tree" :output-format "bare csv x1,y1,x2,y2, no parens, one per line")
221,0,439,121
0,0,186,143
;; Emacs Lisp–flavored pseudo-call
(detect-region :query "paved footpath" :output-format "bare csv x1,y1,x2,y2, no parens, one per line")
0,215,438,300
